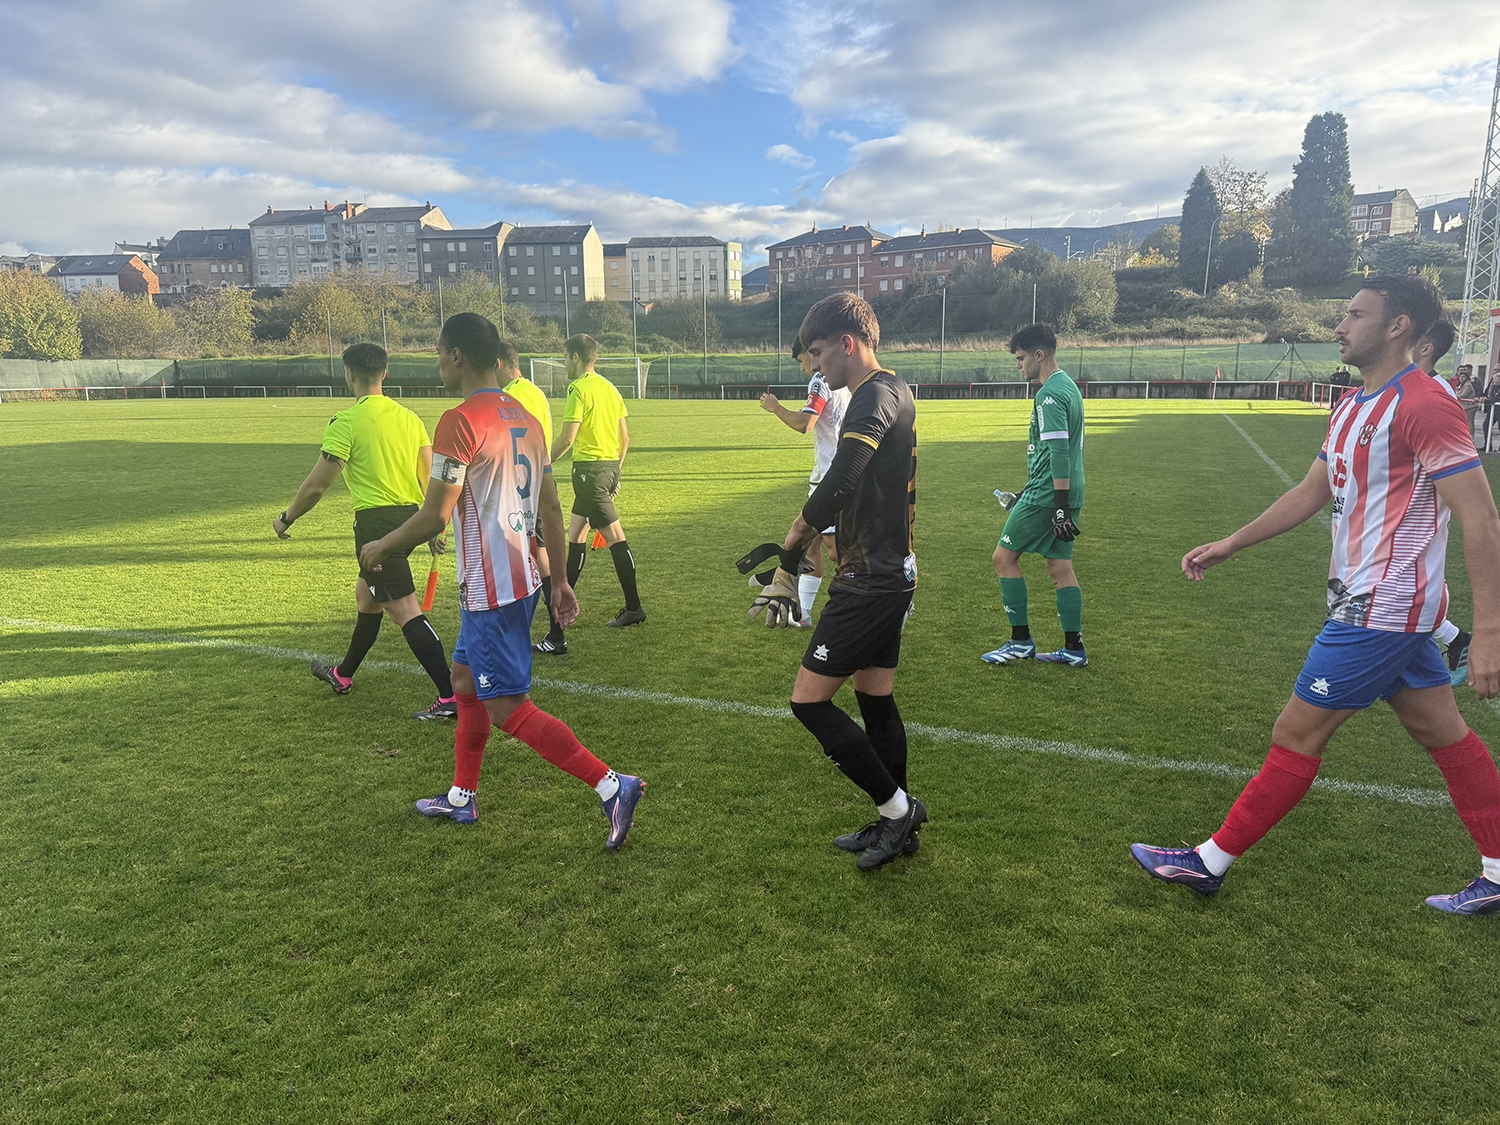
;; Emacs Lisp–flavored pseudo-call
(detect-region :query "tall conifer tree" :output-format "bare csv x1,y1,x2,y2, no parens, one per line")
1179,167,1223,290
1286,112,1357,286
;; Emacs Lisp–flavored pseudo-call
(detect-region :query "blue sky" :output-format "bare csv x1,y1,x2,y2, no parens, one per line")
1,0,1497,264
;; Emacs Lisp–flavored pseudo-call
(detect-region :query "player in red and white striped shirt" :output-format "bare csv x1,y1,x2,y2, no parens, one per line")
359,314,644,849
1133,276,1500,914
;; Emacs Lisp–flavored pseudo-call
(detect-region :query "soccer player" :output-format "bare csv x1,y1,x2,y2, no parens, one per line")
550,334,645,632
981,323,1087,668
761,293,924,872
759,337,849,625
1414,319,1474,684
273,342,456,720
357,313,644,847
1132,276,1500,915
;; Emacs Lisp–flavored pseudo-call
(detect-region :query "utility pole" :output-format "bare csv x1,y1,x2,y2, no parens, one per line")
1032,282,1037,324
381,306,387,352
563,276,570,338
1455,39,1500,381
1202,217,1221,297
702,264,709,387
437,276,443,326
326,308,334,381
938,284,946,382
777,265,783,383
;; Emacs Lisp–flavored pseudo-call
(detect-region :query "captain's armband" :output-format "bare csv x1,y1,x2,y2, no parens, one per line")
431,452,467,487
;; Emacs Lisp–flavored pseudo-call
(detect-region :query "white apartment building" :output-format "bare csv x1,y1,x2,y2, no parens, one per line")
623,236,743,302
248,201,451,287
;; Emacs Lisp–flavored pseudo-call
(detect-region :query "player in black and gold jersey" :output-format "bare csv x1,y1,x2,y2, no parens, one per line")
759,292,924,872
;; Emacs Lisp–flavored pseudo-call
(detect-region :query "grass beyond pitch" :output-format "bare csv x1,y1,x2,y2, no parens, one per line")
1,397,1497,1123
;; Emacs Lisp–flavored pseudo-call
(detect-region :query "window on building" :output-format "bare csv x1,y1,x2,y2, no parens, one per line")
276,246,287,257
257,247,268,257
1372,205,1385,216
631,251,640,260
386,246,397,255
611,278,618,287
554,265,562,276
509,246,517,256
552,246,561,255
365,225,376,234
937,251,946,262
843,245,852,255
571,265,578,275
528,286,536,295
554,285,562,295
776,251,784,259
483,242,492,251
424,242,433,252
826,269,834,280
447,242,455,252
694,250,702,260
570,245,578,255
843,267,852,279
424,262,432,273
525,246,535,256
405,223,415,233
385,223,396,233
511,286,520,295
610,261,618,270
571,285,579,295
406,243,416,254
879,256,889,267
448,262,456,273
894,254,904,267
510,266,518,276
1354,220,1368,231
894,278,903,290
527,266,535,275
458,242,467,252
857,243,865,254
879,279,888,291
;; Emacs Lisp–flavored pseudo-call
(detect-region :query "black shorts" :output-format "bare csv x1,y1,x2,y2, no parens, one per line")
353,504,419,602
801,588,914,678
571,461,620,527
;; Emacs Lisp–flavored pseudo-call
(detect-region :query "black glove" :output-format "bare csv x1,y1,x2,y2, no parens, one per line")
1051,489,1079,542
736,541,810,587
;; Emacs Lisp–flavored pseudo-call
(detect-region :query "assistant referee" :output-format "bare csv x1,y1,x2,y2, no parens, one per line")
272,342,457,720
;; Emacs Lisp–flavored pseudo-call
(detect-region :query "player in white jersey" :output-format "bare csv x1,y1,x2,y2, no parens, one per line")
1133,276,1500,915
1413,318,1473,682
358,313,644,849
759,338,851,623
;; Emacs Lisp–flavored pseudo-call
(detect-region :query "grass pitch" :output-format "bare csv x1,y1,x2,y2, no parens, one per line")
2,396,1497,1123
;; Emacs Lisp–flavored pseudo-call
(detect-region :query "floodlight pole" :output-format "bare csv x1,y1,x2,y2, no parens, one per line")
381,306,387,352
326,309,334,380
1032,282,1037,324
939,284,946,382
777,266,784,382
1202,218,1221,297
703,270,709,386
437,276,443,325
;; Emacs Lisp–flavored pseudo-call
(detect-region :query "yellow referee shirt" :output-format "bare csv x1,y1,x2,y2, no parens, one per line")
503,375,553,443
561,371,628,462
320,394,430,509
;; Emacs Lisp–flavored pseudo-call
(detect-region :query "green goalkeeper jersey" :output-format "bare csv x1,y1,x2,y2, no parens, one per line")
1021,369,1085,508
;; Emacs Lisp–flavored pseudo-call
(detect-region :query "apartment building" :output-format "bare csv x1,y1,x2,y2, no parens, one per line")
501,224,605,312
603,243,629,297
248,201,450,287
0,254,59,275
623,236,743,302
867,228,1021,295
763,224,892,296
52,255,159,295
156,229,251,293
1350,189,1417,240
418,222,512,291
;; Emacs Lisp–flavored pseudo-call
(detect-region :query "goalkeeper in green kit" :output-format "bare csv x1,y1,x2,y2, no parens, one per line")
982,323,1087,668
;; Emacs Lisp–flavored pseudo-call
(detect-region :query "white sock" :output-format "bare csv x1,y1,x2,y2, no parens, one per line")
595,769,620,801
877,788,910,820
1483,855,1500,883
1435,619,1461,646
1196,837,1236,876
798,574,822,621
447,785,475,807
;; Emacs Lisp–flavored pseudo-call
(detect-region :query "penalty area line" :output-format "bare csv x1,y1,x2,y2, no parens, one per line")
0,615,1453,810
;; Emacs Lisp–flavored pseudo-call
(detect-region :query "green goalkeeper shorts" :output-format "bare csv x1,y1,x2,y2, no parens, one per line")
998,501,1081,560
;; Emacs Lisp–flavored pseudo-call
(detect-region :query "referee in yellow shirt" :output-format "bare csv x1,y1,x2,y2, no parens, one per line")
272,342,457,720
550,333,645,632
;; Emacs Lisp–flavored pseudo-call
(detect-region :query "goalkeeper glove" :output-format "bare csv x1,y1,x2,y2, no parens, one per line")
749,567,802,628
1051,488,1080,541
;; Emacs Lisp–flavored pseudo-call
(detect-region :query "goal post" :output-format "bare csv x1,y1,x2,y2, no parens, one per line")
529,355,647,398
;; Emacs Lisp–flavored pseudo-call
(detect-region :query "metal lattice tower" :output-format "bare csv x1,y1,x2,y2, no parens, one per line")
1455,41,1500,377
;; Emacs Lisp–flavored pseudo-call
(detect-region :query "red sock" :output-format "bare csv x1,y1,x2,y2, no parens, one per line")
501,700,609,787
1429,729,1500,858
453,693,490,791
1212,744,1322,857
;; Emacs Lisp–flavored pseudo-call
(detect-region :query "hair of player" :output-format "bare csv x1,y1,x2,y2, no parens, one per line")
1423,318,1456,363
440,312,501,371
1008,323,1058,355
496,337,521,376
564,333,600,367
341,342,387,382
798,292,881,350
791,336,805,360
1360,274,1444,342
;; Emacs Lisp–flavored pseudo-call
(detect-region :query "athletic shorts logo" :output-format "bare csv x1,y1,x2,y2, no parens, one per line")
1358,423,1376,448
1001,534,1012,544
813,644,829,661
478,673,491,689
1310,676,1330,696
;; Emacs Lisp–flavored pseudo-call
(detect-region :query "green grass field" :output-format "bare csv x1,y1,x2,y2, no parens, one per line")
3,396,1498,1123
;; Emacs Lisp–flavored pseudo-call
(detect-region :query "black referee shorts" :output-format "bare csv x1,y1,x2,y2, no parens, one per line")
353,504,419,602
571,460,621,526
801,587,914,678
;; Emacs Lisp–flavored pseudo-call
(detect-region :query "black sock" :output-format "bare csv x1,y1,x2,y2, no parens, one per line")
1065,631,1083,650
855,691,907,793
790,700,897,806
1012,625,1032,643
566,542,587,587
401,614,454,697
337,612,383,679
538,576,563,639
609,540,641,611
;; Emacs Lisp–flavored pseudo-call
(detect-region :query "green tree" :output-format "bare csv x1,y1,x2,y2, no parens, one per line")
1179,167,1223,290
572,299,632,349
76,290,179,357
290,282,368,351
641,298,722,351
998,244,1057,277
1136,223,1180,267
175,286,255,356
1359,234,1463,273
0,272,82,359
1284,112,1357,286
1205,156,1270,236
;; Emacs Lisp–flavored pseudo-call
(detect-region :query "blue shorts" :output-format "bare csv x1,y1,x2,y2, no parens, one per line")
1293,620,1450,710
451,591,541,700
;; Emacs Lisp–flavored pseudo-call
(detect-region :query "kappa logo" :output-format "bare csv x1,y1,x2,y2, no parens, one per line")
1310,677,1331,696
478,674,492,689
1001,534,1012,544
1358,423,1377,447
813,644,830,661
1043,396,1057,405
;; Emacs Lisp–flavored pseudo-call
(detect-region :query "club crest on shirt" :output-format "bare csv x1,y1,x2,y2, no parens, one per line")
1358,423,1377,447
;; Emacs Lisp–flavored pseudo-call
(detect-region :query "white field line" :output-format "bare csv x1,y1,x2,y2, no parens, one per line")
0,615,1452,810
1218,409,1331,529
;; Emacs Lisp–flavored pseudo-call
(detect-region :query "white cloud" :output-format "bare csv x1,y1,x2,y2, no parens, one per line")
766,144,815,169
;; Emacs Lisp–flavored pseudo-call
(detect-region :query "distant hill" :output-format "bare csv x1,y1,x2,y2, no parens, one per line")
987,216,1180,259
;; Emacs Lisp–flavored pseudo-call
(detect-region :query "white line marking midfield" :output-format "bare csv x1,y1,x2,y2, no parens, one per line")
0,615,1452,810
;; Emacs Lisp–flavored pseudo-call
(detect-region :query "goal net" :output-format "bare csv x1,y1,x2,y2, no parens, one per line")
529,356,649,398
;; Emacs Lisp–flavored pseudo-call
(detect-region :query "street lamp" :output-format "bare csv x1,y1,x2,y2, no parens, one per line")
1201,217,1221,297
